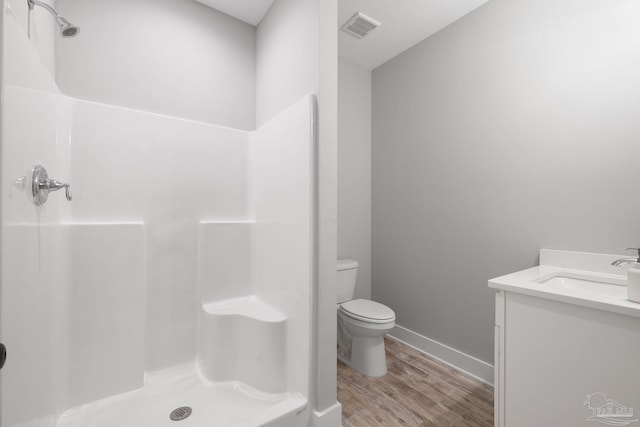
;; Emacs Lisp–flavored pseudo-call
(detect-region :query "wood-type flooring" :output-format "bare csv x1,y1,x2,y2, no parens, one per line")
338,338,494,427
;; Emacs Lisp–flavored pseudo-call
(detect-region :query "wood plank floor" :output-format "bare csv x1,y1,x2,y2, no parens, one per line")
338,338,494,427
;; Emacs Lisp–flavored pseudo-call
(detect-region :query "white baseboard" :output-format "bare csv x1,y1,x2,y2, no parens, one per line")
312,401,342,427
388,324,494,386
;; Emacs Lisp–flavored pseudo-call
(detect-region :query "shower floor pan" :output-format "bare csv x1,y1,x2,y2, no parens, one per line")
56,365,307,427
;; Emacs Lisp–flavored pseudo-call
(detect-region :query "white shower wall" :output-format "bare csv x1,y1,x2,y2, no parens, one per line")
1,6,316,425
68,100,251,374
0,15,69,425
67,93,314,381
66,91,314,392
251,99,315,396
3,92,315,426
198,97,314,396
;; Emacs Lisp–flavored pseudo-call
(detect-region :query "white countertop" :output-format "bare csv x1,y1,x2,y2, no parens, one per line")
489,249,640,318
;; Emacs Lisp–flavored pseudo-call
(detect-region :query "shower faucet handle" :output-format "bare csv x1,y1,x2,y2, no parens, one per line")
44,179,72,201
30,165,72,206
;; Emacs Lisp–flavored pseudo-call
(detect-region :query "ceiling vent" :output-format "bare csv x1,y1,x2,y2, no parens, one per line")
341,12,380,39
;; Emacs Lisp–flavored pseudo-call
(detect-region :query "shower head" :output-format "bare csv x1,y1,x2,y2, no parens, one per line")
60,23,79,38
27,0,79,38
57,17,79,38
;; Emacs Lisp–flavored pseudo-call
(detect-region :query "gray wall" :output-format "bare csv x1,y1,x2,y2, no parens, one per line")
372,0,640,363
316,0,339,417
256,0,319,126
56,0,256,130
338,58,371,300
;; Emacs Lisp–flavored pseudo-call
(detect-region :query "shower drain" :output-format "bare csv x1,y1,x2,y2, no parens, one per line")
170,406,192,421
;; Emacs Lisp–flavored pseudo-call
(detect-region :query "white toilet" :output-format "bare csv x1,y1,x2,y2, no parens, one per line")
337,259,395,377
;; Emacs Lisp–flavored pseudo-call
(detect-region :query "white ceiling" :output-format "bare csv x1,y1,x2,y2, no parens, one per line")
195,0,274,26
339,0,491,70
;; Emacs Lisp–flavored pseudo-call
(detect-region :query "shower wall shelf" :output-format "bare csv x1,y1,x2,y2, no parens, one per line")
202,295,286,322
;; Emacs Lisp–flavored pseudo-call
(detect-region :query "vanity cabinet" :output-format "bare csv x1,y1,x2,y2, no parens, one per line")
493,290,640,427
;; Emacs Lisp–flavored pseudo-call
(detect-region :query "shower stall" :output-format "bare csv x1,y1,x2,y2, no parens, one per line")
0,0,335,426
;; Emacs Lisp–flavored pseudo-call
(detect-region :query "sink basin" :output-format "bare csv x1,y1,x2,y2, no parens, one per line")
534,272,627,298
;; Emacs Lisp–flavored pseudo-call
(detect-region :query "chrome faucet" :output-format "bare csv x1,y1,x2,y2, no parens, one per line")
30,165,72,206
612,248,640,266
41,178,72,201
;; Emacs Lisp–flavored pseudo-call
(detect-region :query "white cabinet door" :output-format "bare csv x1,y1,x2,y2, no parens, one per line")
503,292,640,427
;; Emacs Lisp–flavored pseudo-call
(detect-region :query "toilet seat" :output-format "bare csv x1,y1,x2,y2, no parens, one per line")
339,299,395,324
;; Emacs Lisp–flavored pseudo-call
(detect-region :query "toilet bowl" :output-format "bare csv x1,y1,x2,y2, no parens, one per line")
337,260,395,377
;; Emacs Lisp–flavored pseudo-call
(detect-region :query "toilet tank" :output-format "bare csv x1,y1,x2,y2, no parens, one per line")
337,259,359,303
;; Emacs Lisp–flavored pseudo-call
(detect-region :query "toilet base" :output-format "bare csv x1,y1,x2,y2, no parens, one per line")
336,304,395,378
339,335,388,377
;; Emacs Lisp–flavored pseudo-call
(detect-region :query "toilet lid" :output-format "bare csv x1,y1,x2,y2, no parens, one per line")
340,299,395,323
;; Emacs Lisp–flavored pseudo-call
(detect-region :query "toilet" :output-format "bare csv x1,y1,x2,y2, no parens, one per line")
337,259,396,377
